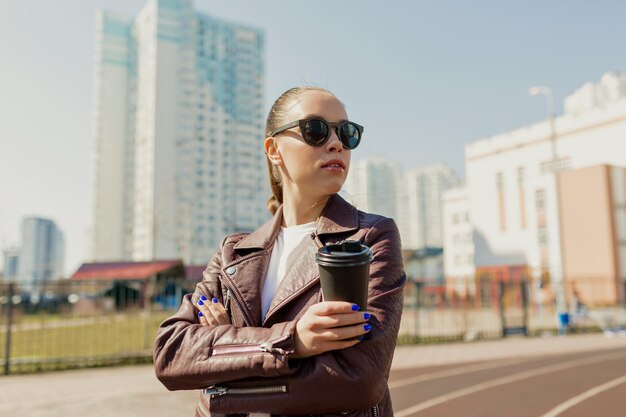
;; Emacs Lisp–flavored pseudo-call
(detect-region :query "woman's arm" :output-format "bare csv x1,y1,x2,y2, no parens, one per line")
152,247,299,390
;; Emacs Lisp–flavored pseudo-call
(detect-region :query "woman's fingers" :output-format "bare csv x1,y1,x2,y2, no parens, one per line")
312,311,371,329
198,310,209,326
309,301,361,316
208,297,231,325
312,321,372,342
197,295,231,326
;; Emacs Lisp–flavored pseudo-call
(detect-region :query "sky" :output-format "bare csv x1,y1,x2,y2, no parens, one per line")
1,0,626,275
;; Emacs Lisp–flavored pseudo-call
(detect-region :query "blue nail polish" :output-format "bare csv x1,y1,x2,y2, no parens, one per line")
198,299,204,306
358,336,365,341
212,297,219,304
201,295,207,301
198,311,203,317
352,304,360,311
364,313,371,320
364,324,372,331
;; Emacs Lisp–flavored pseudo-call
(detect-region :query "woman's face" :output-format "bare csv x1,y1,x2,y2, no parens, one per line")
266,91,352,201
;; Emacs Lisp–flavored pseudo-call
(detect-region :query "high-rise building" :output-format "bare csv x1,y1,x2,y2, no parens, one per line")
403,164,461,249
344,157,460,250
343,157,403,220
92,0,267,264
2,247,20,281
17,218,65,284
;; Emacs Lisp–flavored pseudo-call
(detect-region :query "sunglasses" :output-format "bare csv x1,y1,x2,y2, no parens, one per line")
269,118,364,150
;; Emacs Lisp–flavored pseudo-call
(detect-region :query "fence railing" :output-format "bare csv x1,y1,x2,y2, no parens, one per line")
398,277,626,343
2,277,625,375
0,278,190,375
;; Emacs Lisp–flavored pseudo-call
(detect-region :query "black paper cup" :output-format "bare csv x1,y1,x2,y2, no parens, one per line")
315,240,373,310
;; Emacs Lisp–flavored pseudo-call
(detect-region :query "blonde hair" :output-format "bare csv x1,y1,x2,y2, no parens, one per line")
264,86,339,215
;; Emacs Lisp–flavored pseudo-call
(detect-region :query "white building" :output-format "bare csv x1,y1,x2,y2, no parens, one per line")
442,186,475,294
17,218,65,284
404,164,461,249
92,0,267,264
462,72,626,305
343,156,403,221
344,157,460,251
2,247,20,281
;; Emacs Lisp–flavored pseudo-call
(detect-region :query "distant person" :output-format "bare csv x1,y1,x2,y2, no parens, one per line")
153,86,406,417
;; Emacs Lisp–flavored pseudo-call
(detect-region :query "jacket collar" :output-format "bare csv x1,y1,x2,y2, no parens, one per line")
233,193,359,251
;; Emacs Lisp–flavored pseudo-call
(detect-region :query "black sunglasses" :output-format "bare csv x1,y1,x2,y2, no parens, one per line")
269,118,364,150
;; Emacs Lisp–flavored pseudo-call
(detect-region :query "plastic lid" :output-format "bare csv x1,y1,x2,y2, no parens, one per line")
315,240,373,265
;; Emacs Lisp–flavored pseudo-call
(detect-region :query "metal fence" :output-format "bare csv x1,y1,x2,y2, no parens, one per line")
0,278,191,375
2,277,625,375
399,277,626,343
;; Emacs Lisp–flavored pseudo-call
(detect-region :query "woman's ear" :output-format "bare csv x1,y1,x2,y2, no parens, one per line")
264,136,282,166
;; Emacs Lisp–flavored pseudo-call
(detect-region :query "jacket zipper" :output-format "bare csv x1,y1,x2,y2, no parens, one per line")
223,288,231,312
210,337,291,357
203,385,287,396
372,404,380,417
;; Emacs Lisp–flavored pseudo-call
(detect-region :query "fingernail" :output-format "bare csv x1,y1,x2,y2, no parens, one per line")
364,324,372,331
363,313,371,320
198,299,204,306
201,295,207,301
212,298,219,304
198,311,203,317
358,336,365,341
352,304,360,311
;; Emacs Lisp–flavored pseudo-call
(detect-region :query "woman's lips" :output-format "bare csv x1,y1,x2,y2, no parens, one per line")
321,165,345,173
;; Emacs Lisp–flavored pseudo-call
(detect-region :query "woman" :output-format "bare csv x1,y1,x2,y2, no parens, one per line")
153,86,406,417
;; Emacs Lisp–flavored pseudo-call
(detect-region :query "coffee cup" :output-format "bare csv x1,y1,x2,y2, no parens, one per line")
315,240,373,310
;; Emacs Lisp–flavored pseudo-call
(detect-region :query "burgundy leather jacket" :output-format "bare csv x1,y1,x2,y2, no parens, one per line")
153,194,406,417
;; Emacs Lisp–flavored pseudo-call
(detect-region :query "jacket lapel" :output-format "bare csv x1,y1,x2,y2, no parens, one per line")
263,236,321,325
220,206,283,326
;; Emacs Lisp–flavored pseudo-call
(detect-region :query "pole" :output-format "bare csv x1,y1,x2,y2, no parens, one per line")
530,87,567,328
546,92,568,322
4,282,14,375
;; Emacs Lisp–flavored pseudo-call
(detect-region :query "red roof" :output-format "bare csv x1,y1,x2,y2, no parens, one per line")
185,265,206,282
71,260,183,281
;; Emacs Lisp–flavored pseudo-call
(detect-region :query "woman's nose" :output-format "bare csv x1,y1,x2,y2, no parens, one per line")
325,128,343,152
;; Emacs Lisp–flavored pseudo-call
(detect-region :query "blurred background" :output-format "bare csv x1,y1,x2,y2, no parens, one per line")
1,0,626,375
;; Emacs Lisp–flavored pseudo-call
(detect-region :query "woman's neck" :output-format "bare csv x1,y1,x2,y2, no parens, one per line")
281,191,330,227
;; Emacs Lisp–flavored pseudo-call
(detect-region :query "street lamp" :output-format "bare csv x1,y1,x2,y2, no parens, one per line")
529,86,568,331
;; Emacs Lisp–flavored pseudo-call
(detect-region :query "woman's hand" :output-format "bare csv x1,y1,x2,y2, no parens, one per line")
292,301,371,358
196,295,231,326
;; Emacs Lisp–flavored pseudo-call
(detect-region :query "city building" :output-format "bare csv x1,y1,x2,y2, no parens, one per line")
344,157,460,251
2,247,20,281
343,156,403,221
16,217,65,284
404,164,461,249
461,72,626,306
442,186,475,296
92,0,267,265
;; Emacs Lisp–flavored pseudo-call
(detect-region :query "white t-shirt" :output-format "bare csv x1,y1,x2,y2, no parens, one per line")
260,220,317,322
250,220,316,417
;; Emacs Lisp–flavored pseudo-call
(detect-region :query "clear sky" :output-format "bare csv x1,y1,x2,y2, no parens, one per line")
1,0,625,274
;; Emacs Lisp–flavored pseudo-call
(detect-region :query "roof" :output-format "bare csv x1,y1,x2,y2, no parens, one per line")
185,265,206,282
71,260,184,281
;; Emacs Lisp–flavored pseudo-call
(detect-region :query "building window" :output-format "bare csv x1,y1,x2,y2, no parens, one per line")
518,167,526,230
497,172,506,232
537,227,549,247
536,189,546,211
